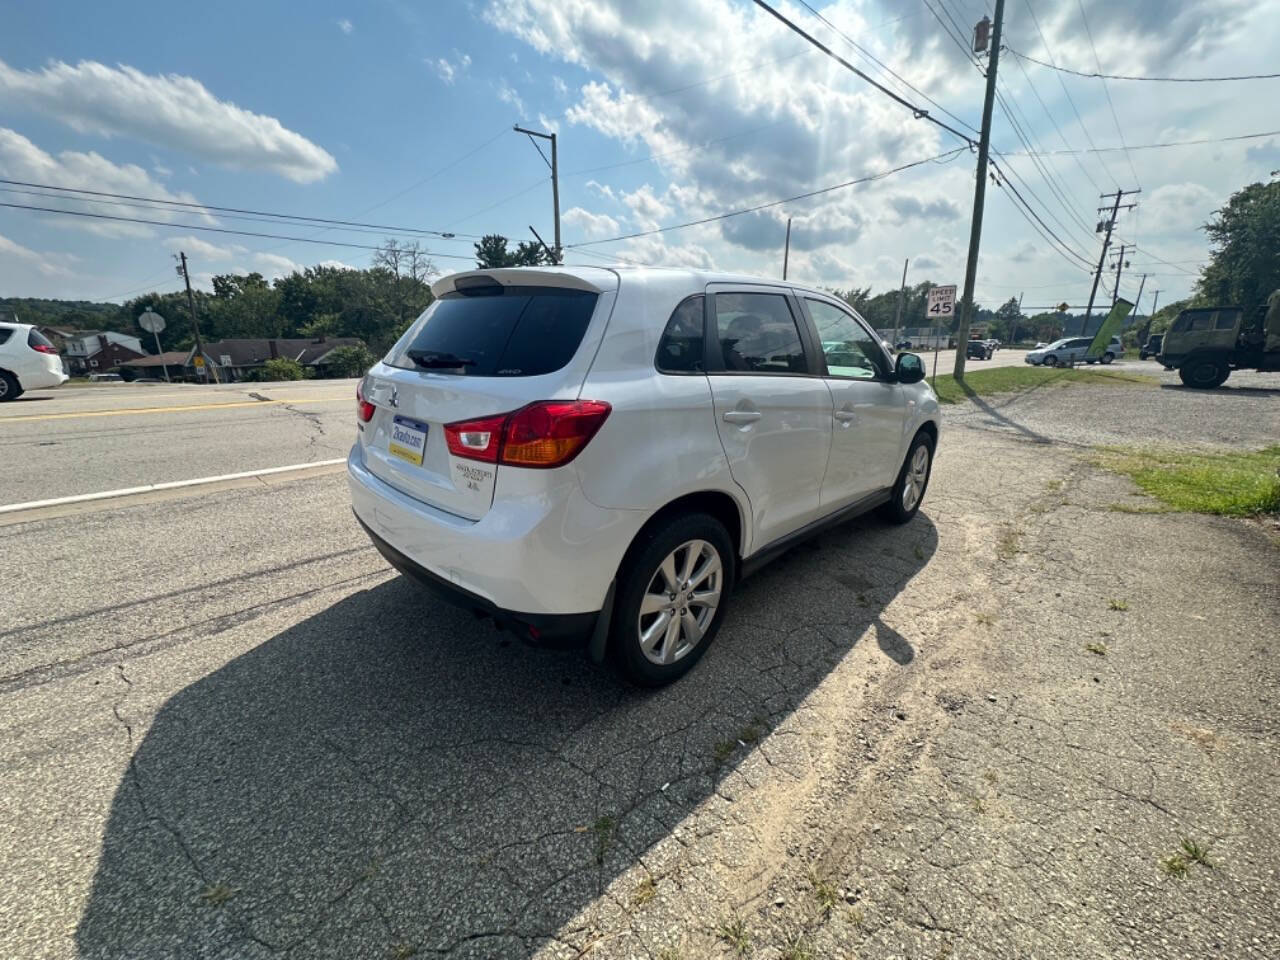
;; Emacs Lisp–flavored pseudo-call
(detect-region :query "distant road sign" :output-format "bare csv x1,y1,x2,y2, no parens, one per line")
138,309,166,334
926,285,957,320
192,355,205,368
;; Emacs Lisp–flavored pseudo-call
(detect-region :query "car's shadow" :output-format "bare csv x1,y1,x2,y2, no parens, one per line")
76,512,938,959
1158,383,1280,397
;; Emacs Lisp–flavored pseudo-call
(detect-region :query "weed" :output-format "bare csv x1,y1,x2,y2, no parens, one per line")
970,795,986,813
807,865,839,914
974,612,996,627
198,883,237,907
1180,837,1215,868
592,815,617,865
937,939,955,959
632,875,657,908
914,544,926,560
1085,641,1108,656
716,916,750,956
739,717,766,744
857,592,869,606
1159,853,1190,879
1108,598,1129,611
1095,444,1280,517
996,526,1022,561
780,932,814,960
1107,502,1173,514
849,906,865,932
982,769,998,784
713,739,735,765
390,944,417,960
657,949,683,960
1045,478,1063,492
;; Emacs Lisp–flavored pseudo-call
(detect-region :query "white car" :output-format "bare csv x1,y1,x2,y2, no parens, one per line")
348,267,941,684
0,322,67,400
1025,335,1123,366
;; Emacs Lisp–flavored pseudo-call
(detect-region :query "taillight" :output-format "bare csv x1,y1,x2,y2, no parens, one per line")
444,400,611,469
356,381,375,423
31,343,57,355
444,412,506,463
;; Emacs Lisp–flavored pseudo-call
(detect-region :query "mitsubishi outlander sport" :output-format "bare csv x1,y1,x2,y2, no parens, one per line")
348,267,940,685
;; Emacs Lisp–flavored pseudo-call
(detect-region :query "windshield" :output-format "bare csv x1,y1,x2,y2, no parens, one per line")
387,285,598,377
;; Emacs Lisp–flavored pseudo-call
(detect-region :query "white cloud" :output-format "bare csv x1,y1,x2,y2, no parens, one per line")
537,112,560,134
585,179,616,202
163,235,246,261
337,18,354,35
0,127,214,237
254,252,303,276
552,76,568,97
0,57,337,183
563,206,620,238
430,52,471,85
0,232,76,276
497,80,526,115
621,184,672,230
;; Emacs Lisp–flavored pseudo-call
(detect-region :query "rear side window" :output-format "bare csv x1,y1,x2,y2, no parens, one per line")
713,292,807,374
28,328,55,350
0,327,12,346
1214,312,1237,331
656,296,705,373
391,285,598,377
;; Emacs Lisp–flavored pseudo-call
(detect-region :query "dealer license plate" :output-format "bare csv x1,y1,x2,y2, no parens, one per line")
388,416,428,466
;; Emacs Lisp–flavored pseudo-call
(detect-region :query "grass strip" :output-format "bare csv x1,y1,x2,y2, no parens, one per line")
1096,445,1280,516
930,366,1154,405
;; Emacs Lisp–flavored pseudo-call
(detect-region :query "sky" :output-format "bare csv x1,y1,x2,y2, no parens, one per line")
1,0,1277,316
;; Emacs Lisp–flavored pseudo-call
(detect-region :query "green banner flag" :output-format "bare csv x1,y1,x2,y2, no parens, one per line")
1086,298,1133,358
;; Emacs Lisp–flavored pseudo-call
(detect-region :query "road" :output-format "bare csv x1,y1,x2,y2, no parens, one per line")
0,378,356,504
2,373,1277,959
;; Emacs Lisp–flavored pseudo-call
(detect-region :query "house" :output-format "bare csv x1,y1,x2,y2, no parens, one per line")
188,337,368,381
116,351,192,382
63,331,146,375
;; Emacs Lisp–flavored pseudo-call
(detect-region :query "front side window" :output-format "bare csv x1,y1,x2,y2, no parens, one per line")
806,298,889,379
713,292,807,374
388,285,598,377
656,295,705,373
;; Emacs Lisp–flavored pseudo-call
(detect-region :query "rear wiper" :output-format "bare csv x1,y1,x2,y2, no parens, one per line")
407,350,478,369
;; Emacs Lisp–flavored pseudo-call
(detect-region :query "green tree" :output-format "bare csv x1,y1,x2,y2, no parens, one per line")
993,297,1026,342
473,234,553,268
259,357,305,381
1196,179,1280,327
323,344,377,378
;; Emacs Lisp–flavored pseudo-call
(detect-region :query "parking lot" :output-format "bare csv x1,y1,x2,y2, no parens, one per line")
2,367,1278,959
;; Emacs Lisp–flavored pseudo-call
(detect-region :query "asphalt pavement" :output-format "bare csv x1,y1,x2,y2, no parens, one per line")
2,370,1277,959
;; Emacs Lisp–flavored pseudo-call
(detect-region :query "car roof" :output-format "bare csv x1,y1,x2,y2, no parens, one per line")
431,264,850,301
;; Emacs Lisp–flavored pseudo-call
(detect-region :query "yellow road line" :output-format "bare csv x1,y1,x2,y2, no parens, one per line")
0,396,350,423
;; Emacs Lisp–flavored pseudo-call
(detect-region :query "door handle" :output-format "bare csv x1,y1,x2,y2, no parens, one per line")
834,409,858,422
722,410,762,424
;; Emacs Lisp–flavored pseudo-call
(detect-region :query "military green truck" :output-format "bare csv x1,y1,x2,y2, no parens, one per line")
1159,291,1280,388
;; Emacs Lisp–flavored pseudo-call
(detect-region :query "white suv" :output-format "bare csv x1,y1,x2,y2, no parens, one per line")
348,267,940,684
0,322,68,400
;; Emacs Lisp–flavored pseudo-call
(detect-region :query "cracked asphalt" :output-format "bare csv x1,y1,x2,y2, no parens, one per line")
1,375,1277,959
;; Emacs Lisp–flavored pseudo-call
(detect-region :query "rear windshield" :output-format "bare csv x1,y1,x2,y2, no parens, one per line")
28,328,55,350
389,285,598,377
0,327,12,346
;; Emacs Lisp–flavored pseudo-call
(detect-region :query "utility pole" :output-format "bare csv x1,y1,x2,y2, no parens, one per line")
1083,189,1139,331
1131,273,1147,322
1109,243,1130,307
783,217,792,280
953,0,1004,380
176,251,218,384
514,125,560,262
892,258,909,346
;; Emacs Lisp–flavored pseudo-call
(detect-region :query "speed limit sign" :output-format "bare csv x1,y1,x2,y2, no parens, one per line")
926,285,957,319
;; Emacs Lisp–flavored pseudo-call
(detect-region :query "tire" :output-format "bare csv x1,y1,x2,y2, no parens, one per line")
1179,357,1230,389
611,512,735,686
0,371,22,402
1101,352,1114,365
880,431,935,525
1042,355,1058,367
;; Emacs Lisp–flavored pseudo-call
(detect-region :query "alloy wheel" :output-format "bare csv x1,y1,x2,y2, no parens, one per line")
902,444,931,512
637,539,723,665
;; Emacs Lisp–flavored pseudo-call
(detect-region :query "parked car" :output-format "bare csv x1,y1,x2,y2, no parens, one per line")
88,372,124,382
1025,335,1122,366
1139,333,1164,360
896,339,913,350
0,322,68,401
1159,301,1280,388
985,339,1000,353
966,339,992,360
348,267,941,685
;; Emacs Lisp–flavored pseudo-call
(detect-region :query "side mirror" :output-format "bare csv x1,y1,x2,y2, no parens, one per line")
895,352,925,384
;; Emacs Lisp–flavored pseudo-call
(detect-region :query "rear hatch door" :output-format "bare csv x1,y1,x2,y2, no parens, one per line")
359,271,616,520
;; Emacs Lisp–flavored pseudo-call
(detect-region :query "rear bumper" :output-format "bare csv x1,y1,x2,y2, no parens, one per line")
347,444,643,620
18,366,68,390
355,513,598,645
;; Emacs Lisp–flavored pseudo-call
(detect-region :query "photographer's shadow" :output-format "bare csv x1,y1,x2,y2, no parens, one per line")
76,512,937,958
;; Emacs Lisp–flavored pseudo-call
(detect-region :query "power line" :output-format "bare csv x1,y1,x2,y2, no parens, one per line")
989,159,1096,271
0,178,483,240
1004,45,1103,195
566,147,967,249
1007,48,1280,82
0,201,481,261
920,0,984,73
1075,0,1141,188
1022,0,1119,189
749,0,977,148
1002,128,1280,156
